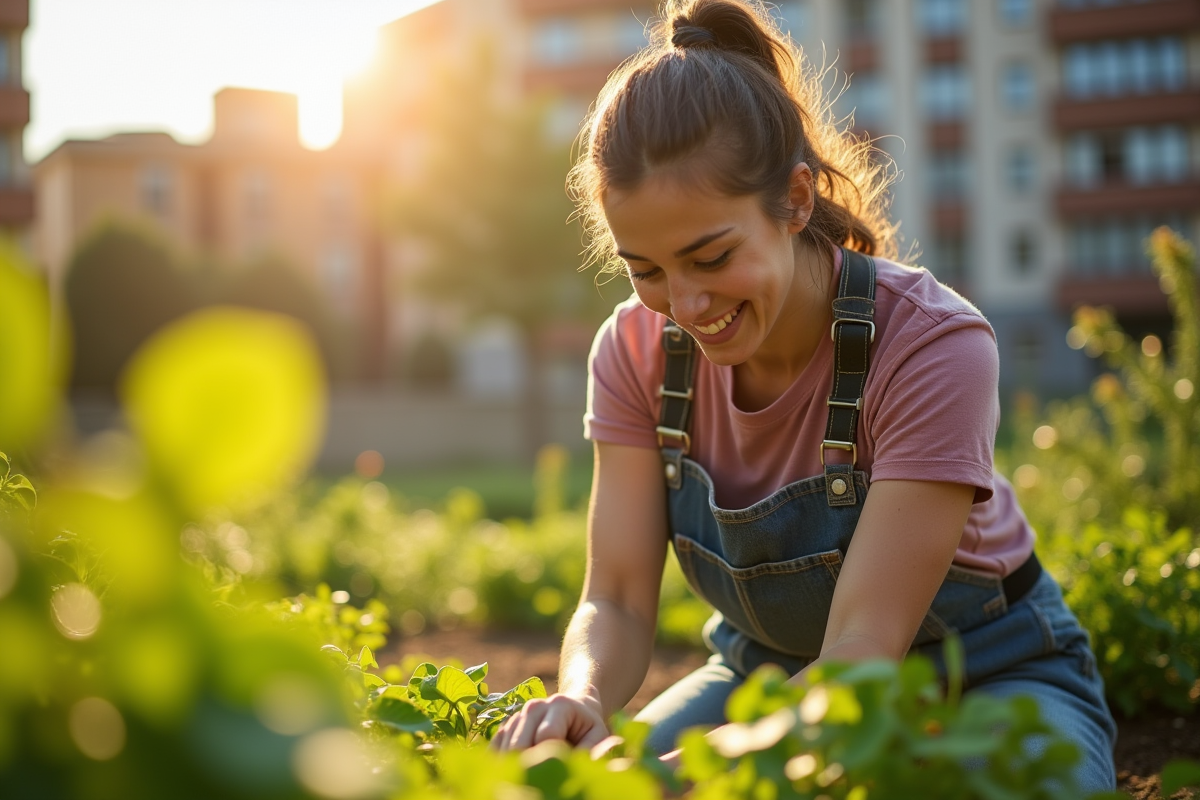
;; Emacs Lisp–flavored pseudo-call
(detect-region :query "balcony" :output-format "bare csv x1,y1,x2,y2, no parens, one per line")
845,38,879,73
1056,179,1200,216
931,201,967,234
928,121,965,149
0,185,32,225
1049,0,1200,42
924,37,962,64
1055,272,1168,315
0,0,27,28
1053,89,1200,131
519,0,648,12
524,62,618,95
0,86,28,127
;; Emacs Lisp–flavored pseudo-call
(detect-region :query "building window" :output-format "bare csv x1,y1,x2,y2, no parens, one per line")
532,17,584,66
0,37,9,85
0,134,10,186
929,150,969,199
917,0,966,36
544,97,588,144
772,1,807,38
141,164,173,217
1005,145,1036,194
921,65,969,120
1067,126,1190,187
614,14,649,57
841,72,887,128
1010,230,1038,275
1001,62,1036,111
1068,214,1187,275
928,236,967,285
1063,37,1187,99
844,0,882,38
998,0,1033,26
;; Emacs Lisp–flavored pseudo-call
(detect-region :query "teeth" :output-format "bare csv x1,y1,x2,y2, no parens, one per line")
695,304,740,336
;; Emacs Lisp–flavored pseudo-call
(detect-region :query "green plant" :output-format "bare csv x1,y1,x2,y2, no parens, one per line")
1005,227,1200,716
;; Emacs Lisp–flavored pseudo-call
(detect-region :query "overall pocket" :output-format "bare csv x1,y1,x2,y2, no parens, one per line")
673,534,842,658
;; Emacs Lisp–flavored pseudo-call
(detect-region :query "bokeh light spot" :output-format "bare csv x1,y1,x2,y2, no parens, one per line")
69,697,126,761
1013,464,1040,489
1174,379,1194,401
1141,335,1162,357
354,450,384,479
293,728,380,799
1032,425,1057,450
51,583,102,640
256,674,328,736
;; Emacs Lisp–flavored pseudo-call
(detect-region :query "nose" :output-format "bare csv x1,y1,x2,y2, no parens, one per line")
666,275,711,325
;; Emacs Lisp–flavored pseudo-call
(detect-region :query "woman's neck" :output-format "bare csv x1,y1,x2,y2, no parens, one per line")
731,241,836,412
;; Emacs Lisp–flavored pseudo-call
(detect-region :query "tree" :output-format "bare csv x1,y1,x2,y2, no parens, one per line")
392,40,624,456
65,220,199,394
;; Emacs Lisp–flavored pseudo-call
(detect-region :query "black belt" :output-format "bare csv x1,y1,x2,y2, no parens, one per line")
1002,552,1042,606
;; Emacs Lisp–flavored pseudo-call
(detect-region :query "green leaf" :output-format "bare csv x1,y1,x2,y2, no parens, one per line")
357,645,377,670
121,307,327,512
465,662,489,685
5,474,36,510
1162,759,1200,796
421,666,480,707
0,251,61,451
370,695,435,734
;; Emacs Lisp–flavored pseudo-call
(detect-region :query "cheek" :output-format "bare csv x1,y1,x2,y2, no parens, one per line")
632,282,668,314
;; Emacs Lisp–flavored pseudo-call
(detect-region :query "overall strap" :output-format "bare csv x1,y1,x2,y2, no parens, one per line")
657,322,697,490
822,248,877,507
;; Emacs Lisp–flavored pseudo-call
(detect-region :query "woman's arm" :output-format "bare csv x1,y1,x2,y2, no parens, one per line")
811,477,975,666
491,441,669,750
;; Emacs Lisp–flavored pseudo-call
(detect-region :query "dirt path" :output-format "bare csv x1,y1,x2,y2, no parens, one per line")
386,627,1198,799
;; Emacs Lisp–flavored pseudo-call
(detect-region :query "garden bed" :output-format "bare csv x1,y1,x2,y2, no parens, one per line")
390,627,1198,800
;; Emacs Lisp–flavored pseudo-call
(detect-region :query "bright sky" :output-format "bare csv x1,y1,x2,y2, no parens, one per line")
24,0,439,162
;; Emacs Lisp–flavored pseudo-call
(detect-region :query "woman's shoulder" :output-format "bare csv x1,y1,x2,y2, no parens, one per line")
868,255,996,347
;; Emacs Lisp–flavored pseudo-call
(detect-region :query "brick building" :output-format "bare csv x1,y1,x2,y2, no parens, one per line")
0,0,32,247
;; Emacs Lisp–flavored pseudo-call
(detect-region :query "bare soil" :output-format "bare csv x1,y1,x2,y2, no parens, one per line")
387,627,1198,799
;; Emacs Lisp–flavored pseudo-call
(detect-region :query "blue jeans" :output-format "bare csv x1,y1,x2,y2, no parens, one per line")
635,571,1117,793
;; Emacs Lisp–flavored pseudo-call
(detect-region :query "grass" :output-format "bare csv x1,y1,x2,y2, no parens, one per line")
318,456,595,520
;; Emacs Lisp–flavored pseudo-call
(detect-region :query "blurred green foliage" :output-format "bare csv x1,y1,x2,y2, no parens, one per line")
64,220,351,393
1002,228,1200,716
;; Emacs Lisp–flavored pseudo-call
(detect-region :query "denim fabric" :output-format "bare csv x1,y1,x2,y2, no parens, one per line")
636,459,1117,792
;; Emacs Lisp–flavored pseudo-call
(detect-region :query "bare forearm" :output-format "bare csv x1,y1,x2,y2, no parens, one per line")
558,598,655,717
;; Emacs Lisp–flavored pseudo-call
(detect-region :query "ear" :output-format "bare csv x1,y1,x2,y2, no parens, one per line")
785,162,815,235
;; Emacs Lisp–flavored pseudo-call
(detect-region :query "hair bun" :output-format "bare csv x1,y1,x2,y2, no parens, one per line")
671,22,718,49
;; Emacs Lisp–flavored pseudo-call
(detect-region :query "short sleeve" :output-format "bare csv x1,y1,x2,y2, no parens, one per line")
583,302,663,449
867,317,1000,504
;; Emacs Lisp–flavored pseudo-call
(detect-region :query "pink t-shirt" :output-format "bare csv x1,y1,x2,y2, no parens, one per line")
584,251,1035,577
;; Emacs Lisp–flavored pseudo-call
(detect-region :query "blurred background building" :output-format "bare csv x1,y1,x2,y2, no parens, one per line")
25,0,1200,465
0,0,32,248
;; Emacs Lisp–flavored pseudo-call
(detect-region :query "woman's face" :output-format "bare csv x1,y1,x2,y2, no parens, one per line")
602,169,817,368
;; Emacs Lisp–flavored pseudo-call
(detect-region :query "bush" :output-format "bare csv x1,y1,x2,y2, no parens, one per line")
1003,228,1200,715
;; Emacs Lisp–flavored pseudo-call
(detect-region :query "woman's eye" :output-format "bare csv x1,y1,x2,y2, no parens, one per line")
627,266,659,281
695,251,731,269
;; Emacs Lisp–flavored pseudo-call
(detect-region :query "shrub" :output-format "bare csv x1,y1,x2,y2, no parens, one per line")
1004,228,1200,715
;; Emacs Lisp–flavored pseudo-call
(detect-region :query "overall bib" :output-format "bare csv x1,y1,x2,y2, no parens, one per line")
635,249,1117,791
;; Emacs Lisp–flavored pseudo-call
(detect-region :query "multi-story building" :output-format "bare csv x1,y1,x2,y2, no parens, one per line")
0,0,32,248
33,88,390,377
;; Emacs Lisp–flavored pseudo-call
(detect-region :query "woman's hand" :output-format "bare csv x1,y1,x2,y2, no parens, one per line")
490,692,610,751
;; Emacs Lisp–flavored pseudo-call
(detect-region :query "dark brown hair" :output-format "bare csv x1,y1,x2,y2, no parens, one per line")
569,0,899,273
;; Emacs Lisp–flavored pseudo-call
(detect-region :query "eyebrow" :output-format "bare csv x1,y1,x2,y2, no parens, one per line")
616,227,734,262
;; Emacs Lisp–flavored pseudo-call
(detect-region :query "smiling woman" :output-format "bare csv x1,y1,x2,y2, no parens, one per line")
26,0,433,158
491,0,1120,793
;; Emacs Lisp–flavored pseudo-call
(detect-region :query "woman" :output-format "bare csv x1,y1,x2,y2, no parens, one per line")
491,0,1116,790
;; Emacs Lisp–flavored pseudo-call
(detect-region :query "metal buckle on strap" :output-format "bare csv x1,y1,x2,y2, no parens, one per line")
658,386,695,401
656,425,691,454
830,319,876,343
826,397,863,410
820,439,857,467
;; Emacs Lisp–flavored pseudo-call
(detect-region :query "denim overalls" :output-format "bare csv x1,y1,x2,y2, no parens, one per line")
635,249,1117,791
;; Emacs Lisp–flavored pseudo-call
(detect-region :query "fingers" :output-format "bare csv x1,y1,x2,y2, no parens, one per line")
490,695,608,752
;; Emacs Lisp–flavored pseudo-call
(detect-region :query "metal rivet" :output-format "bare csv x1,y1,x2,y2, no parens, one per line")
665,462,678,481
831,478,848,496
